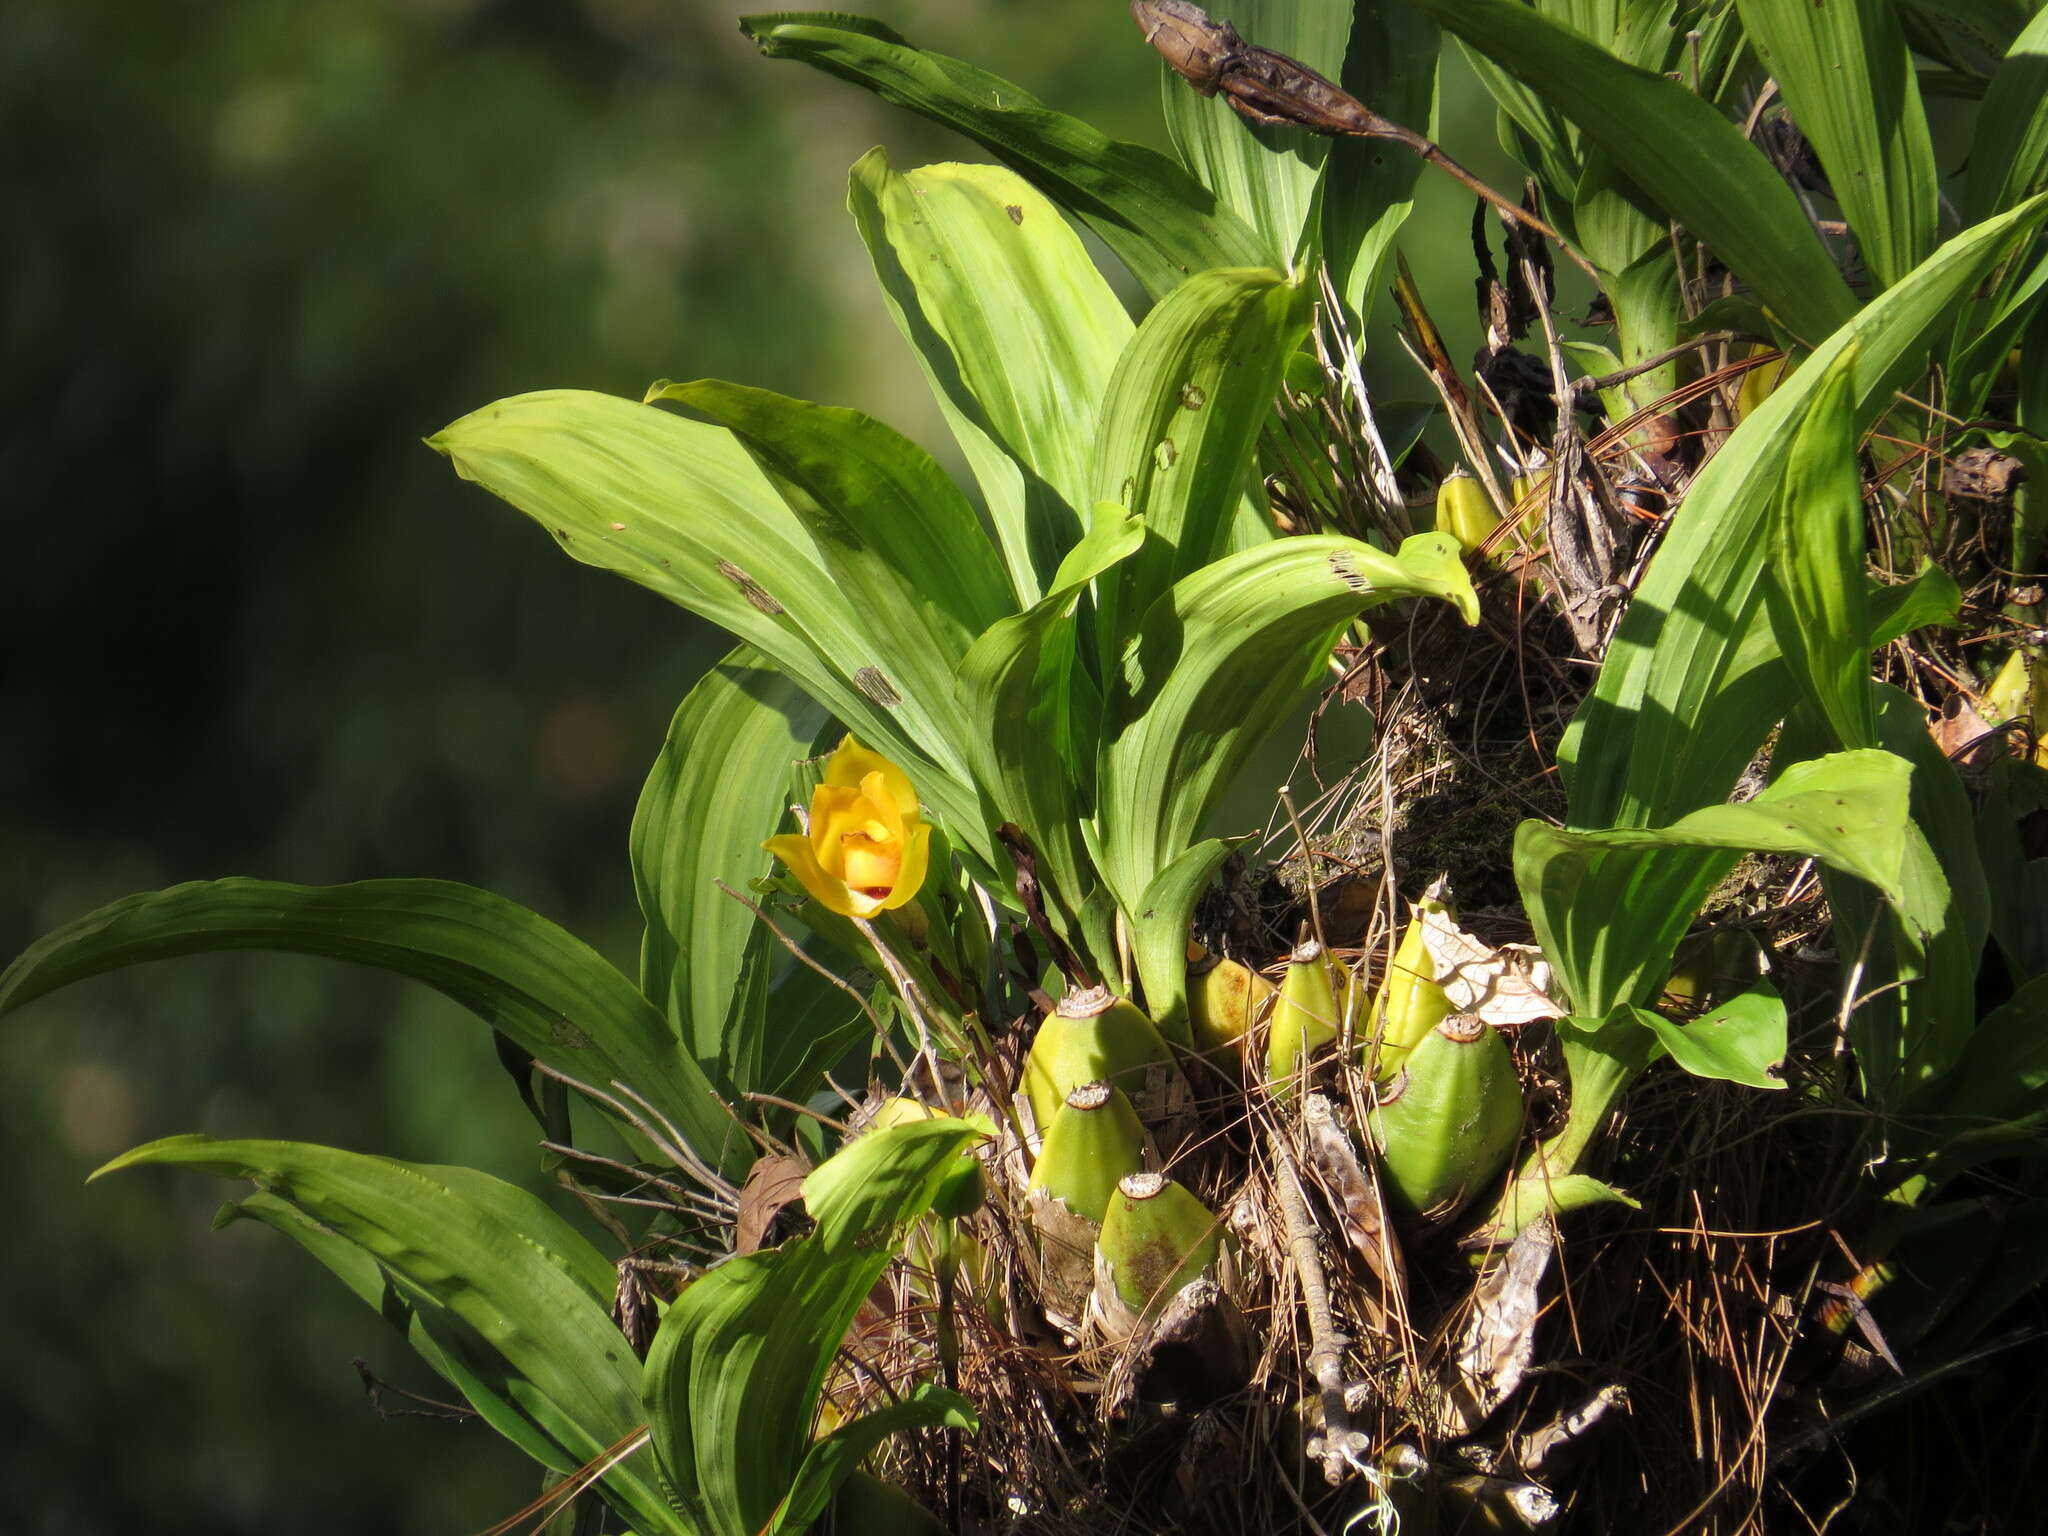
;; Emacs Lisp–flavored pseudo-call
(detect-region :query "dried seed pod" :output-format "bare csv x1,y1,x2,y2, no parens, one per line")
1367,881,1456,1080
1095,1171,1223,1314
1186,942,1277,1057
1027,1081,1148,1225
1022,985,1175,1134
1265,939,1352,1099
1369,1014,1522,1219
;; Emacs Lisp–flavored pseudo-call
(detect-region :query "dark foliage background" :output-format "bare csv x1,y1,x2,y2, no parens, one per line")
0,1,1502,1528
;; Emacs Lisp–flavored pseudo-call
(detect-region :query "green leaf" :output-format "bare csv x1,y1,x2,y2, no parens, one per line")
1323,1,1439,325
741,13,1268,300
1158,0,1349,263
218,1189,587,1480
1097,533,1477,915
1868,563,1963,647
1978,758,2048,983
644,1118,982,1536
1130,838,1236,1048
633,646,830,1095
772,1385,976,1536
1406,0,1855,345
0,878,747,1175
98,1137,671,1531
1765,349,1878,751
1920,974,2048,1123
1630,984,1787,1090
646,377,1010,769
1470,1170,1640,1245
1518,750,1913,1015
1898,0,2033,83
1737,0,1938,289
429,389,989,861
1963,8,2048,224
1780,687,1989,1098
956,506,1144,976
1545,201,2048,1020
846,152,1133,604
1091,266,1313,662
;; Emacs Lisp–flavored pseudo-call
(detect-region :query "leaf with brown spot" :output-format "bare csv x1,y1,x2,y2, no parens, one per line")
736,1153,811,1255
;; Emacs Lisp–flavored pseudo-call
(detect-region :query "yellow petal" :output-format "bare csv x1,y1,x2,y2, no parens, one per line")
808,784,870,881
763,833,860,918
878,822,932,911
858,773,907,839
825,736,919,817
840,833,902,895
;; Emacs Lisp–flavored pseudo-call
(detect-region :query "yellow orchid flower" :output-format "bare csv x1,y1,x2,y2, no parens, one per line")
764,735,931,919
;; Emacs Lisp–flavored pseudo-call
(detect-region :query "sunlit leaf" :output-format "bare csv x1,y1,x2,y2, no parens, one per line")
956,504,1144,977
1130,838,1236,1047
1738,0,1938,288
647,377,1010,771
742,12,1268,299
1632,984,1787,1090
1407,0,1855,345
644,1118,982,1536
97,1137,672,1531
847,153,1133,603
430,389,990,860
1097,533,1477,915
1323,1,1438,325
1963,8,2048,223
1765,350,1878,751
1091,266,1313,661
1545,199,2048,1020
0,878,746,1174
633,645,829,1095
1518,750,1913,1017
1157,0,1348,262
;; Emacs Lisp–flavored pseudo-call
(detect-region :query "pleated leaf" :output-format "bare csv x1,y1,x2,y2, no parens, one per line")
1518,750,1912,1022
1629,983,1787,1090
643,1117,982,1536
1962,8,2048,223
97,1137,670,1529
1322,0,1439,324
632,645,829,1094
1546,200,2048,1023
430,389,987,855
1765,350,1879,751
218,1189,585,1480
647,377,1011,773
1563,208,2048,780
1736,0,1938,290
1158,0,1349,263
846,152,1132,604
957,503,1145,977
1096,533,1477,914
0,877,744,1174
742,12,1268,300
1091,265,1314,661
1131,837,1237,1047
1406,0,1855,345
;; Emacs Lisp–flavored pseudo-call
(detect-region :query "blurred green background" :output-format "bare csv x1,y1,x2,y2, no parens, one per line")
2,1,1505,1528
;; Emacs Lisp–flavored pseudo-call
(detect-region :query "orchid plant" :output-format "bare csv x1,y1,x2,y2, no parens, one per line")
10,1,2048,1532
